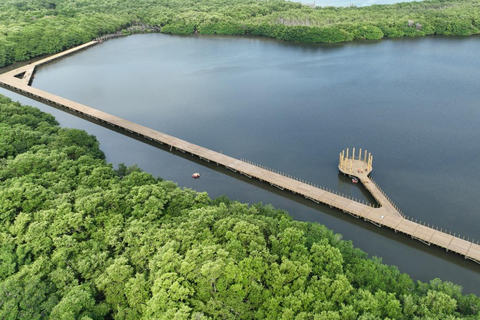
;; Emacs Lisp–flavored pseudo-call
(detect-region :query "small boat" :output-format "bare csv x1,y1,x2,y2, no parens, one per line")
351,177,358,184
192,173,201,179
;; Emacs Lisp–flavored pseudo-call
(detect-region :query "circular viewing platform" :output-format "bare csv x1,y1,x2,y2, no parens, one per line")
338,148,373,179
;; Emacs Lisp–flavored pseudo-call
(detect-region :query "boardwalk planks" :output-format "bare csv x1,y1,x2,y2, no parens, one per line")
1,42,478,264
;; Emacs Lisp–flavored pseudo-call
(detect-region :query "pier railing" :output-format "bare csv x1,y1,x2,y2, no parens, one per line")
1,43,478,263
368,177,406,218
402,214,478,245
240,158,479,247
368,177,478,245
240,158,376,208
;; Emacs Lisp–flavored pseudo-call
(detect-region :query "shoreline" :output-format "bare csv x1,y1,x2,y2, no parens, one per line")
2,27,479,72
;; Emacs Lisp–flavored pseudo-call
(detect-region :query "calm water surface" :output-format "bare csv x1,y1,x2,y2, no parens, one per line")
2,34,480,294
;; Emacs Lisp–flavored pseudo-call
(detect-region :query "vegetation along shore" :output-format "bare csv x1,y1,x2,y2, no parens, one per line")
1,0,480,318
1,95,480,319
1,0,480,67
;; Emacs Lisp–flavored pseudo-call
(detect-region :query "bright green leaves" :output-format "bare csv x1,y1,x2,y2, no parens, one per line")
2,0,480,69
53,128,104,160
49,285,100,320
96,257,134,318
346,256,414,296
129,184,171,220
0,237,17,280
124,274,150,319
420,290,458,317
0,259,58,320
0,123,51,158
144,273,194,318
1,96,479,319
310,239,344,276
355,25,384,40
0,6,134,67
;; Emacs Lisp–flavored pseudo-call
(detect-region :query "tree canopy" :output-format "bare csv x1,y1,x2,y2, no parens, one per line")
1,0,480,67
1,94,479,319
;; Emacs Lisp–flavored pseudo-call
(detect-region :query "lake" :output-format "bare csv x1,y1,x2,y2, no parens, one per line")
2,33,480,294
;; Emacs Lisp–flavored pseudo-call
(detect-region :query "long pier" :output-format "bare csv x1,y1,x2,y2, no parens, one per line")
1,42,479,264
1,41,99,86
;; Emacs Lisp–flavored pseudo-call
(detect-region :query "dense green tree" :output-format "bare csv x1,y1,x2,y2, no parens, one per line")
0,95,479,318
1,0,480,67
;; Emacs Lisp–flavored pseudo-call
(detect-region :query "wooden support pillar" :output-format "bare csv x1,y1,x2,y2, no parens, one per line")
346,148,349,161
353,147,356,160
359,148,362,161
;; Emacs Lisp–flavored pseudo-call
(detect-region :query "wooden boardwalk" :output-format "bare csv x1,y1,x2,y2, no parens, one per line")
1,41,98,86
1,43,479,264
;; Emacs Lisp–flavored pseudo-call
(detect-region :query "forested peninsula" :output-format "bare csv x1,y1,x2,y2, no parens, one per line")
1,0,480,67
1,96,480,318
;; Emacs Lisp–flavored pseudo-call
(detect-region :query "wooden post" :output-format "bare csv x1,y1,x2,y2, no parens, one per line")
353,148,356,160
364,150,367,164
346,148,349,161
359,148,362,161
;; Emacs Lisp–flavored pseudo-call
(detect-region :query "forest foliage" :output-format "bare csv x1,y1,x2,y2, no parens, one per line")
1,0,480,67
1,95,480,319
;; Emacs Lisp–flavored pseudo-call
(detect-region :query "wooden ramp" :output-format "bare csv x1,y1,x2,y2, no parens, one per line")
1,42,479,264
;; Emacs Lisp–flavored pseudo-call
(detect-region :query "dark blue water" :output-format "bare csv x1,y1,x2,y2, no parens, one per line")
2,34,480,294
